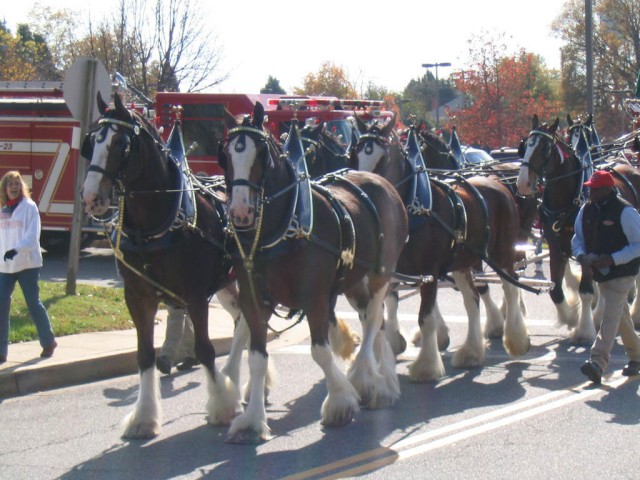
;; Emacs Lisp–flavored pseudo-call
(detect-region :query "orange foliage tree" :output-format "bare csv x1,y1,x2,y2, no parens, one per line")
293,61,358,98
446,37,561,149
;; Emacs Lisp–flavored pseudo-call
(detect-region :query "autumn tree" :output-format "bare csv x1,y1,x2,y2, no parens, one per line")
23,0,227,95
0,21,57,81
446,32,561,149
552,0,640,138
261,76,286,94
293,62,358,98
400,71,456,130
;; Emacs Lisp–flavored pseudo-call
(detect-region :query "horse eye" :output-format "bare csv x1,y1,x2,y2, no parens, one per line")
528,138,536,147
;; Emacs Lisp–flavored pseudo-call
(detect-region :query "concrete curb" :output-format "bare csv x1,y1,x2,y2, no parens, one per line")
0,336,234,398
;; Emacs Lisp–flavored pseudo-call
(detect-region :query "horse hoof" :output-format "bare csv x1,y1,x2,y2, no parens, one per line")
484,327,503,340
156,355,172,375
389,331,407,356
225,429,271,444
122,423,160,439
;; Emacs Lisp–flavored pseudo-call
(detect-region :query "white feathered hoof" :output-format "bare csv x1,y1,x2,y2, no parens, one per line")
408,358,446,383
225,414,272,444
122,413,161,439
321,390,360,426
503,333,531,357
568,328,596,346
503,321,530,357
349,369,398,409
484,323,504,340
451,342,486,369
555,299,579,329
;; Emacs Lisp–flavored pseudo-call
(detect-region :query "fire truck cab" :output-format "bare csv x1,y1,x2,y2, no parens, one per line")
0,81,101,252
154,92,390,176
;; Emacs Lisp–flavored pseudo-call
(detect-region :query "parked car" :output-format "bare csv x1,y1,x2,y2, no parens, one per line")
490,147,520,163
462,146,495,165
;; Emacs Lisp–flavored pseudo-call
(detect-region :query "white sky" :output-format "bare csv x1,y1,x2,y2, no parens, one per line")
2,0,566,94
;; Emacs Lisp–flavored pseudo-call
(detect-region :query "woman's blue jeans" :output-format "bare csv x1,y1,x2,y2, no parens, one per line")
0,268,54,356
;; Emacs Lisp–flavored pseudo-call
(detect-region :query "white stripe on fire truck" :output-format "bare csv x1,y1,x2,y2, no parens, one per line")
34,141,73,215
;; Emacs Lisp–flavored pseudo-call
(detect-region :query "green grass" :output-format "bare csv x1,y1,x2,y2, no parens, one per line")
9,281,132,343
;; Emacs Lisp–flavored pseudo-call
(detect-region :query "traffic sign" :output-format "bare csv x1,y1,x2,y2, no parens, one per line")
63,57,111,123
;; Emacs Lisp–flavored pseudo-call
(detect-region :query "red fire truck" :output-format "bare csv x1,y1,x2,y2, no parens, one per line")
0,84,389,250
0,81,98,251
154,92,389,175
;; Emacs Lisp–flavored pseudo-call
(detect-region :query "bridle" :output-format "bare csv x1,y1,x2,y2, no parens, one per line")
521,128,557,178
223,125,273,193
83,115,151,193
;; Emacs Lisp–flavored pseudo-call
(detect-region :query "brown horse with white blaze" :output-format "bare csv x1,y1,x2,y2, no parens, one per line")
81,92,244,438
219,102,408,443
352,117,530,382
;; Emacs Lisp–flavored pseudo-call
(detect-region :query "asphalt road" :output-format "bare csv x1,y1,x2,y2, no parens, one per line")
10,247,635,479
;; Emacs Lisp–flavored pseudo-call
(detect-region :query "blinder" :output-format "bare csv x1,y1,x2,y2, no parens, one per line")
83,117,142,188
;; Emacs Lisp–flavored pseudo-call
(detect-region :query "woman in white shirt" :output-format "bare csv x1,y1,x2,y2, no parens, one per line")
0,171,56,363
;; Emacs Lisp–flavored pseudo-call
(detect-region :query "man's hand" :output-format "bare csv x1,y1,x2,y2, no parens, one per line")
3,249,17,261
592,253,614,269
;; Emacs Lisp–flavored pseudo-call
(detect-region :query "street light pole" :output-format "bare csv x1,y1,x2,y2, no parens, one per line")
422,62,451,130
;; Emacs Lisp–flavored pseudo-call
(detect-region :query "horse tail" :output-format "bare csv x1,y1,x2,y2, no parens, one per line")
329,315,358,361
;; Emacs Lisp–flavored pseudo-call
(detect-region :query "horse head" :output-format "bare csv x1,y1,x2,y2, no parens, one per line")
81,92,155,216
566,113,593,152
350,113,398,173
301,121,349,178
220,101,276,229
516,115,560,197
418,128,458,170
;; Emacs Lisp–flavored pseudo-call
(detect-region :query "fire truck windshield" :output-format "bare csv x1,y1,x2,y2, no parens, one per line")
325,119,355,152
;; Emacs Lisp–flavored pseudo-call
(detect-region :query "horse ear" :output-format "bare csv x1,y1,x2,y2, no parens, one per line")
223,108,237,130
381,113,397,138
567,114,573,126
114,93,126,112
550,117,560,133
354,113,368,134
97,92,109,115
532,114,539,129
253,102,265,129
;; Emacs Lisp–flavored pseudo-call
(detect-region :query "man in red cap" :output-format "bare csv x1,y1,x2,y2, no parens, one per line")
572,169,640,383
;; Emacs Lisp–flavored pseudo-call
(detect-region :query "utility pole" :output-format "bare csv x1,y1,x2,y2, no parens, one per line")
585,0,594,115
422,62,452,130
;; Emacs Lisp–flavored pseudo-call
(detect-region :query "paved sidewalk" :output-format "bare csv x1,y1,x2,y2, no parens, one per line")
0,303,298,399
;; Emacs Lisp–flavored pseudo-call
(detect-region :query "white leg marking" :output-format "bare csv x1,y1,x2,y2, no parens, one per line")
312,343,360,426
122,367,162,439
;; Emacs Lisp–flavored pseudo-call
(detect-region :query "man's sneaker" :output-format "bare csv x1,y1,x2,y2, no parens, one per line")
580,360,602,384
622,360,640,376
156,355,172,375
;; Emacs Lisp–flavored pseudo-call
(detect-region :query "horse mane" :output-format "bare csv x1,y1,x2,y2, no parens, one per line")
129,108,163,143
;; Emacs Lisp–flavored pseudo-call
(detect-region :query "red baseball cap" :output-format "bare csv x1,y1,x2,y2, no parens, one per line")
584,170,614,188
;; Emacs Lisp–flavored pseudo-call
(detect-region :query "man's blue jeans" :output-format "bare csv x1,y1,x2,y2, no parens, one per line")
0,268,54,356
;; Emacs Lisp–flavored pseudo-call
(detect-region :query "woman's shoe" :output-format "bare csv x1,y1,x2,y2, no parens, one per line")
40,340,57,358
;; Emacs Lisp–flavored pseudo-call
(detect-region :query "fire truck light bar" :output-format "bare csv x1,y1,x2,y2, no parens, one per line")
267,97,384,110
